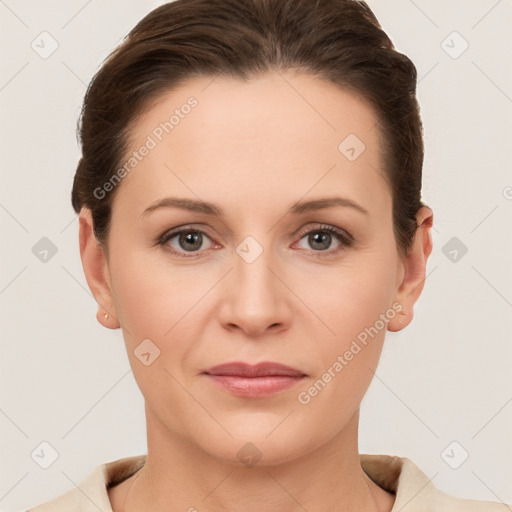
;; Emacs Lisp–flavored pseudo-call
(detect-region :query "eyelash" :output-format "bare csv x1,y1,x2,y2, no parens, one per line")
157,224,354,259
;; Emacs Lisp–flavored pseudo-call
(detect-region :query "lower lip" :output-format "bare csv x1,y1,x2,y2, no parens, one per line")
205,375,305,398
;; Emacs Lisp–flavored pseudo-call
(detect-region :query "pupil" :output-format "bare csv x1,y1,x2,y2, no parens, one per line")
310,232,330,250
181,232,201,251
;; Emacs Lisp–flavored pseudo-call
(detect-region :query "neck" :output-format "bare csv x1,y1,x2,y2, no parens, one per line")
121,407,394,512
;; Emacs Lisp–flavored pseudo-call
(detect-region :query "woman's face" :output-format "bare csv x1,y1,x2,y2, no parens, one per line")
84,71,421,465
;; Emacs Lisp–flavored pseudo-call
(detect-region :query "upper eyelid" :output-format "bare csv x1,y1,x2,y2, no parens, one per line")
295,223,352,241
161,223,350,238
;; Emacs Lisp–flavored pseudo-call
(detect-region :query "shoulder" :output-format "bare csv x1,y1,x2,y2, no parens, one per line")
25,455,146,512
360,453,511,511
424,489,511,511
24,463,110,512
395,456,510,511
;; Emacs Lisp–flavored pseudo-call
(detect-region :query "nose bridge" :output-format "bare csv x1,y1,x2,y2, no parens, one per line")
235,234,279,305
221,233,289,333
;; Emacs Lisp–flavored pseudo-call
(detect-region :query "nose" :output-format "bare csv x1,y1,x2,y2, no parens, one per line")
218,242,292,337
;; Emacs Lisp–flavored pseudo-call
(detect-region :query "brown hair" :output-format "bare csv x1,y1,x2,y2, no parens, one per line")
71,0,427,257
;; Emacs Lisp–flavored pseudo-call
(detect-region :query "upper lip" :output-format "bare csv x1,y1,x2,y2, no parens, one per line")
203,361,307,377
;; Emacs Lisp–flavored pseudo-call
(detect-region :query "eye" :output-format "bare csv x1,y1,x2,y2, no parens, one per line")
159,227,216,258
293,224,354,256
158,223,354,258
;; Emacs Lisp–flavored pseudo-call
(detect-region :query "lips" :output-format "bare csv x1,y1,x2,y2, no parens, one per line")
203,361,307,378
202,361,307,398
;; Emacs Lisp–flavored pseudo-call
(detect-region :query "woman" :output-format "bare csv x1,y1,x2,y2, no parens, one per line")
26,0,508,510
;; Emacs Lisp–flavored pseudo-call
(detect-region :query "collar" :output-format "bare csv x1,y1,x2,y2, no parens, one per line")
88,453,428,510
30,453,503,511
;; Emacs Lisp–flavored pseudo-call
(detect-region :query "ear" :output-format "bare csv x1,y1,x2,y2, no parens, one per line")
388,206,433,332
78,207,120,329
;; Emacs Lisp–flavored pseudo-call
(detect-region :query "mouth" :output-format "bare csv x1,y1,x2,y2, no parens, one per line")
202,361,308,398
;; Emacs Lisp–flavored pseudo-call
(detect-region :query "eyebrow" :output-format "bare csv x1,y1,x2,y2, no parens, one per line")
141,196,369,218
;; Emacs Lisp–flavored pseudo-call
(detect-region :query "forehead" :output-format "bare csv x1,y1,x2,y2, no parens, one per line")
132,70,380,152
112,70,389,219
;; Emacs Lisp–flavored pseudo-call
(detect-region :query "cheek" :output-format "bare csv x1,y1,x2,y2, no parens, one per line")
300,251,398,348
294,276,395,439
293,247,397,404
108,249,219,396
109,247,205,338
108,253,201,414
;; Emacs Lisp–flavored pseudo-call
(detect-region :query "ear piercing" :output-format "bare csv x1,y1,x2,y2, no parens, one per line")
104,313,109,319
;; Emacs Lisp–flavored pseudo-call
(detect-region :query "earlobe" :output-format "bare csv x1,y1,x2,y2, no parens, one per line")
388,206,434,332
78,207,120,329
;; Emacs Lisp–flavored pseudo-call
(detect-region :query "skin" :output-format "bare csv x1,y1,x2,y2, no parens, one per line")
79,69,433,512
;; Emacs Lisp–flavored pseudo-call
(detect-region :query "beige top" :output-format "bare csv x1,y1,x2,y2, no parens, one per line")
26,453,509,511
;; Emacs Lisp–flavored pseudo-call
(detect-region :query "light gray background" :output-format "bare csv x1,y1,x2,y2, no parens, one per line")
1,1,511,510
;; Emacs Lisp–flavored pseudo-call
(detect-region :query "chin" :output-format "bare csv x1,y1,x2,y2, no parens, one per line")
195,423,319,468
